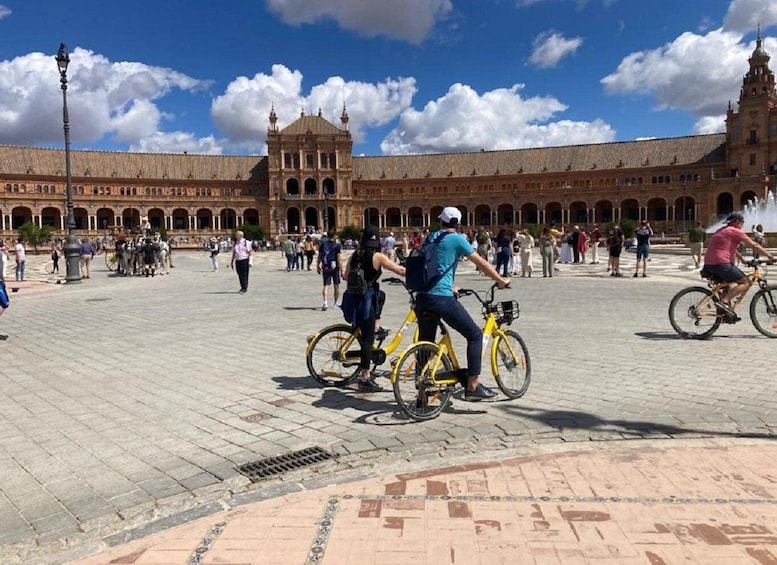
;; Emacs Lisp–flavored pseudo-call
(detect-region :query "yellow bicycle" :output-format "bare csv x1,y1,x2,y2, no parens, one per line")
305,278,445,386
390,283,531,421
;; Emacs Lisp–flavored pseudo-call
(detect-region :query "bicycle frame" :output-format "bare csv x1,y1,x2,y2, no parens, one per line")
407,309,515,385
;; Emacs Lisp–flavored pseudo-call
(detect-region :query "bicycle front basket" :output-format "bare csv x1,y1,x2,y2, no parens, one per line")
496,300,520,325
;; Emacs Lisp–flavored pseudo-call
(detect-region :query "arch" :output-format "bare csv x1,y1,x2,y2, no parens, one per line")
147,208,165,230
171,208,189,230
221,208,237,231
569,200,588,224
196,208,213,230
286,208,301,233
430,205,444,225
73,207,88,230
408,206,424,228
675,196,696,222
620,198,640,221
243,208,259,226
304,178,317,195
286,178,299,195
497,203,513,225
545,202,562,226
473,204,491,226
741,190,758,207
322,178,335,195
594,200,613,224
41,206,61,228
325,206,336,231
386,207,401,228
716,192,734,217
646,197,667,222
304,206,318,231
456,205,469,226
11,206,32,229
96,207,113,230
122,208,141,230
364,207,379,228
521,202,539,225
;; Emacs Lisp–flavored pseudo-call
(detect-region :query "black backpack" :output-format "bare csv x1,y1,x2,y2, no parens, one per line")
347,253,373,295
405,231,455,292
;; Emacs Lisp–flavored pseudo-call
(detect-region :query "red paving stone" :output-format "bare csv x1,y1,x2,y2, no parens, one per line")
68,439,777,564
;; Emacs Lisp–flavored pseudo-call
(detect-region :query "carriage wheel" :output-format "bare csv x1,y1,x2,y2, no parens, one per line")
105,250,118,271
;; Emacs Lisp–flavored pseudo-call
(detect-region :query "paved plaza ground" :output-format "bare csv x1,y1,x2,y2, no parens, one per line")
1,246,777,564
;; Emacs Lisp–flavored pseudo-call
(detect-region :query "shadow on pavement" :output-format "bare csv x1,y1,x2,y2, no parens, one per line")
272,375,326,390
503,405,774,439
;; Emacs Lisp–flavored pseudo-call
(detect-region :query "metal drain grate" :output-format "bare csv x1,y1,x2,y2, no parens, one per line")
235,447,335,481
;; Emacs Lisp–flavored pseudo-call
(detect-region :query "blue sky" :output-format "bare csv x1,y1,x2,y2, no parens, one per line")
0,0,775,157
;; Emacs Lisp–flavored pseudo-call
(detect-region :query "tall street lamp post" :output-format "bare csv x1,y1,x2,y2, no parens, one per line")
682,181,687,233
56,43,81,283
512,189,519,225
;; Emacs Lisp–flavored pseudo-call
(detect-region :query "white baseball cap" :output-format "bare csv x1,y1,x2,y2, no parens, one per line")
438,206,462,225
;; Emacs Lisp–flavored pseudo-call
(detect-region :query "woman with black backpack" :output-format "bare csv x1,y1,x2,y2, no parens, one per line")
341,225,405,392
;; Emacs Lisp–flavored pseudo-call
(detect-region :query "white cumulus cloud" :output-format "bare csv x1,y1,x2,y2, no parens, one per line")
0,47,215,151
601,28,770,134
265,0,452,44
0,5,10,19
722,0,777,34
380,83,615,155
211,64,416,151
529,31,583,68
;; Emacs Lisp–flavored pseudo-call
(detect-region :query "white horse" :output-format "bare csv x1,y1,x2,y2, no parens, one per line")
155,241,170,275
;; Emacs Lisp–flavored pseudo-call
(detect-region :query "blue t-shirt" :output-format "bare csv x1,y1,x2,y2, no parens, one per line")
427,230,475,296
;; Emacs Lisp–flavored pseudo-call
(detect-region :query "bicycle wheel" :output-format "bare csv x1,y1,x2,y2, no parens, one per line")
392,342,454,421
750,285,777,338
668,286,721,339
306,324,361,386
492,330,531,399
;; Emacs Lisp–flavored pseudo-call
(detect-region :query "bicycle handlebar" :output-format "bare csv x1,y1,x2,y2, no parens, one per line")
745,258,776,268
456,282,505,306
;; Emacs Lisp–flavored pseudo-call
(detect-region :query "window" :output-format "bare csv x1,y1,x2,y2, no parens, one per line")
284,153,292,168
750,153,757,166
306,154,314,168
320,152,328,168
749,130,757,144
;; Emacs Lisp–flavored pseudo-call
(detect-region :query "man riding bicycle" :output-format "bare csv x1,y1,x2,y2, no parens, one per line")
415,207,511,400
703,212,776,316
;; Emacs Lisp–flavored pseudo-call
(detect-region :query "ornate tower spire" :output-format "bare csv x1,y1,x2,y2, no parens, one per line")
268,104,278,132
340,104,349,130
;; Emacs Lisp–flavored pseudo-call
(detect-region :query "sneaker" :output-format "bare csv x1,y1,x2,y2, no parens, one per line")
464,383,497,401
358,377,383,392
716,301,736,317
322,303,328,311
642,273,647,278
633,273,638,278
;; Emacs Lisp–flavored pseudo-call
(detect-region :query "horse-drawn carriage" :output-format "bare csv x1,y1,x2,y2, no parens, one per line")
104,227,170,276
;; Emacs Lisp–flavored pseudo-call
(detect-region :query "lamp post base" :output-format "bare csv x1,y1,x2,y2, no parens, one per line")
64,234,81,283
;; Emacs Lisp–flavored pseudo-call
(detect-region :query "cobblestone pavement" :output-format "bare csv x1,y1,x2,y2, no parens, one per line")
1,246,776,564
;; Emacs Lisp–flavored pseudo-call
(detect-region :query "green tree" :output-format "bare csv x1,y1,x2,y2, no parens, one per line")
337,225,361,242
17,222,54,254
238,224,265,242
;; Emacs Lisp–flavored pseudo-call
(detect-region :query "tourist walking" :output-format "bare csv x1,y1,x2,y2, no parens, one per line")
517,228,534,277
208,237,220,271
0,240,8,281
607,226,624,277
688,222,706,268
230,230,252,293
14,238,25,281
317,229,343,311
304,236,316,270
283,237,295,271
79,238,94,279
382,231,396,262
539,227,555,277
50,241,61,273
751,224,765,258
633,221,653,277
494,228,512,277
578,228,589,264
571,226,581,263
589,224,602,264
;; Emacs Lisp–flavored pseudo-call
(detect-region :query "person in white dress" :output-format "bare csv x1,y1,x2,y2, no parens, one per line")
517,229,535,277
559,231,573,263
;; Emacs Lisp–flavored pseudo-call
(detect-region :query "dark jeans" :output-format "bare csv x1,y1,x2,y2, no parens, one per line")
496,250,510,277
235,258,250,291
416,293,483,377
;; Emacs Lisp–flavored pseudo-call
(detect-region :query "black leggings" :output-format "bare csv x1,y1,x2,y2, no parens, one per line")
357,290,386,370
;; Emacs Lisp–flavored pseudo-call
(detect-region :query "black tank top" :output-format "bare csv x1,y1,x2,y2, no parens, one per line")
353,249,381,285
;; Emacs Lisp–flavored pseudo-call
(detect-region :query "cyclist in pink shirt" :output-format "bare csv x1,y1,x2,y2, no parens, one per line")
702,212,776,313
